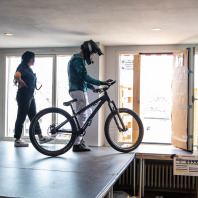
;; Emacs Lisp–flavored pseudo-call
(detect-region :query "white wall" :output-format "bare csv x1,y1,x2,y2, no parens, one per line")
98,44,105,146
0,46,103,146
83,52,100,146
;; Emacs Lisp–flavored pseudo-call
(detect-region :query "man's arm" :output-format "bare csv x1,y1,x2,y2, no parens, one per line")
87,83,95,90
73,58,101,86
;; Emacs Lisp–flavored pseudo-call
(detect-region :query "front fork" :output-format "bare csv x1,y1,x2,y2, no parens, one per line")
108,101,127,132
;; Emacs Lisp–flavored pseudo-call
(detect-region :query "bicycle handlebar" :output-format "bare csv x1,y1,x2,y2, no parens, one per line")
108,80,116,86
94,80,116,93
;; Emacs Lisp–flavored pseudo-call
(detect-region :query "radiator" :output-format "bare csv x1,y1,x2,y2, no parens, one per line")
115,159,196,193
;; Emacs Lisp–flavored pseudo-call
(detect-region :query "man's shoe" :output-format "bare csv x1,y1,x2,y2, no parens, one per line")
81,139,88,146
73,141,91,152
80,139,91,150
14,139,29,147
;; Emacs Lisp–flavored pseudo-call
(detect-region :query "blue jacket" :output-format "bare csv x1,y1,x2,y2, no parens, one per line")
68,54,102,92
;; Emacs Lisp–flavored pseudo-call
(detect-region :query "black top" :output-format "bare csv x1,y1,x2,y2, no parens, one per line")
16,62,37,90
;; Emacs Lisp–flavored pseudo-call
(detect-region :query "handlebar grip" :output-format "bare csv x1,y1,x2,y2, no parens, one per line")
110,80,116,86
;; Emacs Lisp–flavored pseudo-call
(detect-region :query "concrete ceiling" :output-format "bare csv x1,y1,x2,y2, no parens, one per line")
0,0,198,48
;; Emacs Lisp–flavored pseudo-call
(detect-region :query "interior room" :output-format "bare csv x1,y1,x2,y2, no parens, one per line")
1,1,198,198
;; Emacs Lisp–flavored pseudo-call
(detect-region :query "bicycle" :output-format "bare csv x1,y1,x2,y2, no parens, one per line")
29,80,144,156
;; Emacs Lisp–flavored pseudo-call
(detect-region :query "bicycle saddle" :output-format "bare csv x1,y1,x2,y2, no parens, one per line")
63,99,77,106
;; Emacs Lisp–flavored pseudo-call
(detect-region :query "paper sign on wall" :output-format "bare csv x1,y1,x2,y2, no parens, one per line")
176,53,184,67
174,155,198,176
120,54,133,71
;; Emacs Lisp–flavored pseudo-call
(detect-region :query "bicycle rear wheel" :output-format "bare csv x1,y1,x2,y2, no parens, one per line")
105,108,144,153
29,107,77,156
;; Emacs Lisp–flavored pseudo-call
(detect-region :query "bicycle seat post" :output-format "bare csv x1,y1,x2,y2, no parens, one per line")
70,103,81,130
70,104,75,115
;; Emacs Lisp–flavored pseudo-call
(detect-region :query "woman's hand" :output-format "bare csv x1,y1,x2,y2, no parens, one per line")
14,71,28,88
18,80,28,88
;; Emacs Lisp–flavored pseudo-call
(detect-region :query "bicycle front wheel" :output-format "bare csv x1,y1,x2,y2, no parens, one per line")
29,107,77,156
105,108,144,153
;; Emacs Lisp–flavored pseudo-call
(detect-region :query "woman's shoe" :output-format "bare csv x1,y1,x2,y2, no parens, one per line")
14,139,29,147
39,136,54,144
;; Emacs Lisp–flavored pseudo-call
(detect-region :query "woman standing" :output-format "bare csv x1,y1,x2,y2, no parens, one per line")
14,51,53,147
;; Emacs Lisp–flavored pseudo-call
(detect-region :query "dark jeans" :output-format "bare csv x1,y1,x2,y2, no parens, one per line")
14,87,41,139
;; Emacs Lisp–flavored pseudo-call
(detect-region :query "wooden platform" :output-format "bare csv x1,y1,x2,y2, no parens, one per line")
0,141,134,198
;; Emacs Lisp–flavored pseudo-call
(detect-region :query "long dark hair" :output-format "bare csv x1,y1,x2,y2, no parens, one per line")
13,51,35,86
21,51,35,64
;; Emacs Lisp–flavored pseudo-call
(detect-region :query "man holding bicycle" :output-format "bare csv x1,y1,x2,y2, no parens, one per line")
68,40,111,152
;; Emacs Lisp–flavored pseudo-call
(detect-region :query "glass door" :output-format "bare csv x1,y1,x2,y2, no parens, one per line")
140,54,173,143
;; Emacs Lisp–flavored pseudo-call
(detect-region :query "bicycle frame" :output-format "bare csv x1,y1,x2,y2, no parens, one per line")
75,95,108,130
54,91,126,135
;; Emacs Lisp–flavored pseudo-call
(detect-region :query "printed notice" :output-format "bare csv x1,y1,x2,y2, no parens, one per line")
120,54,133,71
176,53,184,67
174,155,198,176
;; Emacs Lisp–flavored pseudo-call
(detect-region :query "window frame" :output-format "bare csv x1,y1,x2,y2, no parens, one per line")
3,52,74,141
117,51,175,145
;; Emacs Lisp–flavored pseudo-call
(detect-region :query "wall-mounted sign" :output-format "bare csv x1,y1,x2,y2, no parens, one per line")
176,53,184,67
174,155,198,176
120,54,133,71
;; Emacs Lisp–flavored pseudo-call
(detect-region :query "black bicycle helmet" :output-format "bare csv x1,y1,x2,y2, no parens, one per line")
81,40,104,65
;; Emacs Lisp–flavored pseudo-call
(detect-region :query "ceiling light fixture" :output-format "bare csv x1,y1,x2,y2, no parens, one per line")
4,33,14,36
152,28,162,31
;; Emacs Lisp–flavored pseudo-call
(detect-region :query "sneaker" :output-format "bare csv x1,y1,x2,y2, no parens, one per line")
14,139,29,147
81,139,89,147
73,140,91,152
39,136,54,144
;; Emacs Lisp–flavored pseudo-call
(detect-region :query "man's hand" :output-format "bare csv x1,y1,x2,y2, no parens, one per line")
93,87,102,93
92,87,98,93
92,87,96,92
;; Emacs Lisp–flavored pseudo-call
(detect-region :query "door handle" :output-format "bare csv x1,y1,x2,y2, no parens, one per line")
193,96,198,102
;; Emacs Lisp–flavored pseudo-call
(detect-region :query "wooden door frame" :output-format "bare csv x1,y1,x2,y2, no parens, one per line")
187,47,195,151
116,49,195,149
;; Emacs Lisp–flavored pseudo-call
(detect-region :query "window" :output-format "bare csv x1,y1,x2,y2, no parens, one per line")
24,56,54,136
56,55,72,114
5,54,72,138
119,54,134,142
6,56,21,137
56,55,73,125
